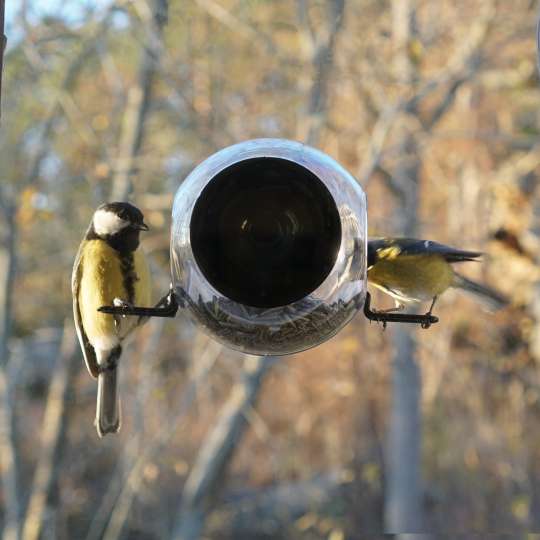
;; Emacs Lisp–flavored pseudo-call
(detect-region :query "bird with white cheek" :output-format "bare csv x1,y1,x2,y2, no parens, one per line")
72,202,151,437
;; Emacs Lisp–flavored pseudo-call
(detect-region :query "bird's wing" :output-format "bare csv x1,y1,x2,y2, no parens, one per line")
369,238,482,263
72,241,100,378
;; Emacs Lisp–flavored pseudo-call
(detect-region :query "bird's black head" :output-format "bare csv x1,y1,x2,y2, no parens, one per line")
367,241,377,269
89,202,149,252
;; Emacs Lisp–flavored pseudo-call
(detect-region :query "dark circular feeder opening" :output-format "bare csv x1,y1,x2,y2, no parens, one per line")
190,157,341,308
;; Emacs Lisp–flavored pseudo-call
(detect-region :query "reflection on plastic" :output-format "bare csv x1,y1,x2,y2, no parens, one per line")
171,139,367,355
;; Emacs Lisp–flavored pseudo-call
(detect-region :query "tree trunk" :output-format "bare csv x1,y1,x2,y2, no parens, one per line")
0,205,20,540
21,323,77,540
384,0,426,535
385,326,424,533
0,0,6,121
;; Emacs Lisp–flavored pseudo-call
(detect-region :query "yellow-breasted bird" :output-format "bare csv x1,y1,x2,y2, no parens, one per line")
72,202,151,437
367,237,508,315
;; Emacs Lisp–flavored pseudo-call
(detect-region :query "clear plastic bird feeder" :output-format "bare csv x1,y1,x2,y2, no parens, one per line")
170,139,368,355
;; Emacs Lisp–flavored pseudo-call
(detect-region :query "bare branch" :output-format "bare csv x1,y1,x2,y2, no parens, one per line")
196,0,259,41
357,1,495,189
424,74,468,130
422,2,495,131
297,0,346,146
296,0,316,52
110,0,168,202
357,104,401,187
375,164,403,199
20,12,113,192
172,355,275,540
195,0,278,56
495,143,540,184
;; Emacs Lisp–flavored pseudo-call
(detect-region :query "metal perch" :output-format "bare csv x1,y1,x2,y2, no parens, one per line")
98,287,180,318
363,292,439,329
99,289,438,329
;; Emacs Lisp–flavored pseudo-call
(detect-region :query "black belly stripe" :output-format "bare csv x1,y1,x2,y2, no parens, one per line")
119,252,138,304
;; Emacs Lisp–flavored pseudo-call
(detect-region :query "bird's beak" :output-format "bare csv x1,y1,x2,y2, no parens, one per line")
138,222,149,231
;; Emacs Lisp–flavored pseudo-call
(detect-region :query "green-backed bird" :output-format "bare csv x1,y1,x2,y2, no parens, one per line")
367,237,507,315
72,202,151,437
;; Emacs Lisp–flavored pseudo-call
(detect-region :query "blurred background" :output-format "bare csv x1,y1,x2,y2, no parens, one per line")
1,0,540,538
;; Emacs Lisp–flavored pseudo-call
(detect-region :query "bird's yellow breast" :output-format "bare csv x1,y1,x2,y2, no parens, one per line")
78,240,151,346
368,254,454,302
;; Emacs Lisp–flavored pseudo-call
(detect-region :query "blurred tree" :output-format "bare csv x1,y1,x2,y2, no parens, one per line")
0,0,5,120
0,1,539,538
384,0,425,534
110,0,168,201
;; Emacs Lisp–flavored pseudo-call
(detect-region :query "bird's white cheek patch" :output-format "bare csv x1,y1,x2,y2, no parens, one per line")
93,209,129,236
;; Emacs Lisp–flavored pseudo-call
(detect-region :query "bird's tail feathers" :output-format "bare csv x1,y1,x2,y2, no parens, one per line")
453,273,508,311
96,347,121,437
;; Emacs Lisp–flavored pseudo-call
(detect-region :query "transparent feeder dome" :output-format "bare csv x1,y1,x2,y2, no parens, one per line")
171,138,367,355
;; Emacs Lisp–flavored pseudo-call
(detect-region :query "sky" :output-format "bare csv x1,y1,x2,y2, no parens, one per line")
4,0,125,47
6,0,114,26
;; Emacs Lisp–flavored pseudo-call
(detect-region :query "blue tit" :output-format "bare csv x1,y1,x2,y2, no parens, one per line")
367,237,507,316
72,202,151,437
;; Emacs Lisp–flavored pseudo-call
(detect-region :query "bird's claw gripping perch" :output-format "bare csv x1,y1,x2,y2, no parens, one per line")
113,298,132,309
363,292,438,329
98,286,180,318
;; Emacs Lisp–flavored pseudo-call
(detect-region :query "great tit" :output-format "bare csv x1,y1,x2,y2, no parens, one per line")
72,202,151,437
367,237,508,316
